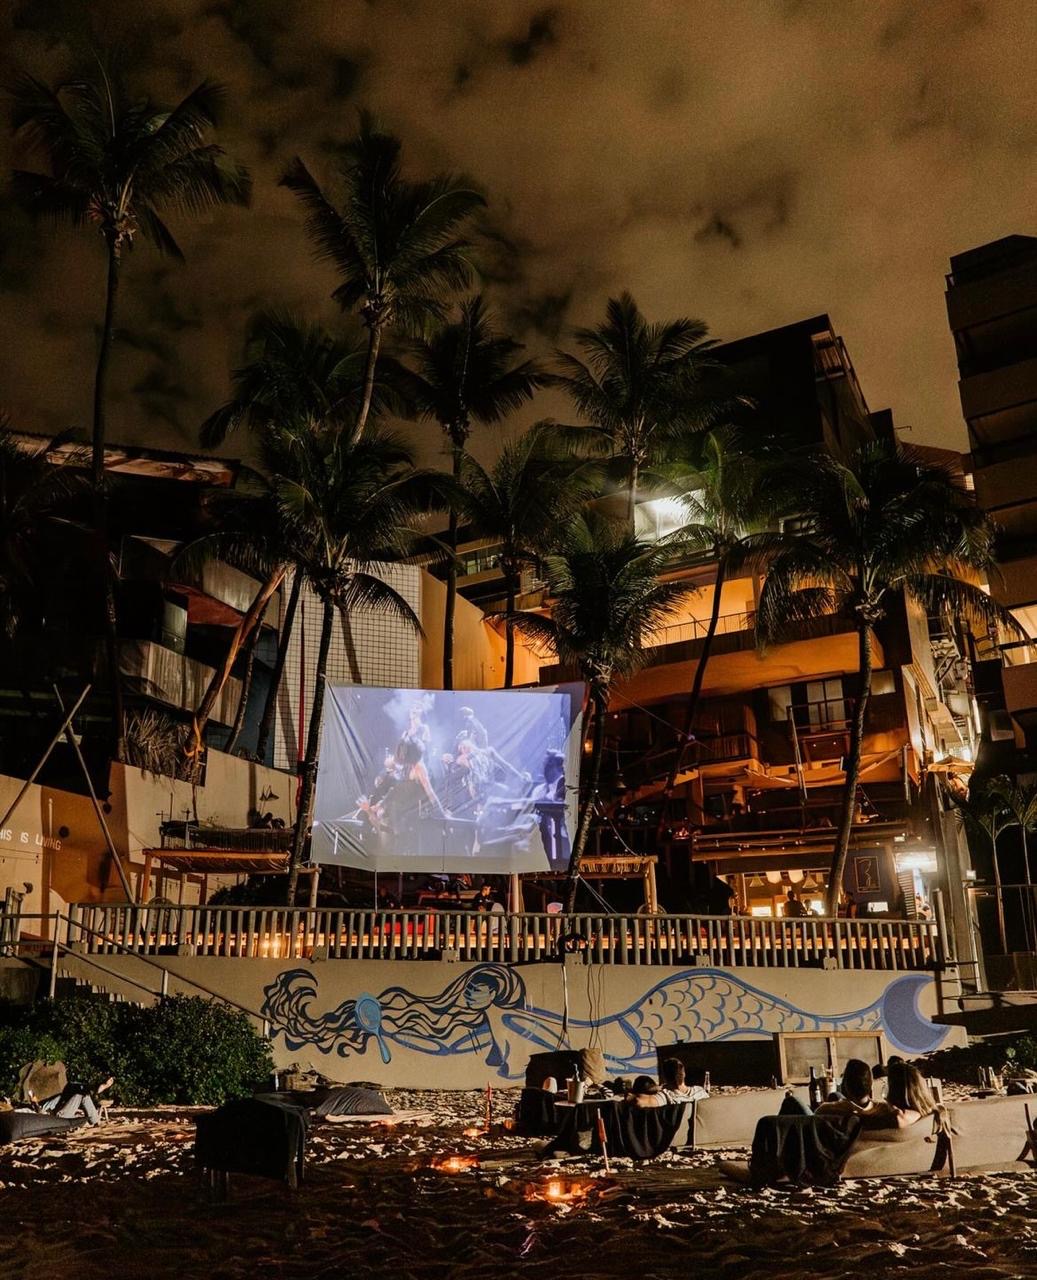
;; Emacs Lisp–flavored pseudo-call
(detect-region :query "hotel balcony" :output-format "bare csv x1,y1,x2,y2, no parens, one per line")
946,255,1037,336
960,355,1037,444
119,639,242,726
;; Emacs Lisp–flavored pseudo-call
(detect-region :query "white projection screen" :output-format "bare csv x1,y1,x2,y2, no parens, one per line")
310,684,585,874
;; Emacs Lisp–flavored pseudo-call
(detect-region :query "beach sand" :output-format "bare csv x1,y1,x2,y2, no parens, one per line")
0,1089,1034,1279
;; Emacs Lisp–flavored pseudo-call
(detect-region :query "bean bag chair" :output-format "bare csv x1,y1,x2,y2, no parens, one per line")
0,1111,80,1145
195,1097,308,1187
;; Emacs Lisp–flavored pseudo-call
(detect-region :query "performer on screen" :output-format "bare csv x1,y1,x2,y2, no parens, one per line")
531,749,570,865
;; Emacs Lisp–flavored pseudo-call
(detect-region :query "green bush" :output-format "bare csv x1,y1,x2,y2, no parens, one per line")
0,1025,66,1096
118,996,274,1105
0,993,272,1105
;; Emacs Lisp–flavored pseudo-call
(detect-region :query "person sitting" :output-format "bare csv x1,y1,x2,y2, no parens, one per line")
658,1058,709,1104
814,1059,882,1119
39,1075,113,1126
859,1060,937,1130
626,1075,664,1108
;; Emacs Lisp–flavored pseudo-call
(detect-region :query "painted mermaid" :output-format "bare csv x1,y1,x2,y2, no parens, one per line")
261,963,948,1080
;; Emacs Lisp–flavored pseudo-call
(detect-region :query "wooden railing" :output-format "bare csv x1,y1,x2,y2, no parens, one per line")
66,904,941,972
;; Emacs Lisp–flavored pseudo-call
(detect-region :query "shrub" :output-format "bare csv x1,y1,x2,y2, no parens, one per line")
118,996,273,1105
0,993,272,1105
0,1025,66,1096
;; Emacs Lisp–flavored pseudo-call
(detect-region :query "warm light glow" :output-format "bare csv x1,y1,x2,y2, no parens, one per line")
463,1126,486,1138
432,1155,480,1173
526,1175,594,1204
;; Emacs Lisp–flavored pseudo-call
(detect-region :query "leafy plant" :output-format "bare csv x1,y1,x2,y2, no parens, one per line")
0,994,271,1104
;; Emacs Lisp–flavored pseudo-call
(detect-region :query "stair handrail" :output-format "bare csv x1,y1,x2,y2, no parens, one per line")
2,911,270,1035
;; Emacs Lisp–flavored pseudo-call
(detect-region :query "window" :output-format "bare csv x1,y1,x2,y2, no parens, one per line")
806,677,846,728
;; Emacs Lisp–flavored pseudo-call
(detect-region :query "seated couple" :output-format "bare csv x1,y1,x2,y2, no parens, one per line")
627,1060,710,1109
721,1059,939,1188
782,1058,936,1131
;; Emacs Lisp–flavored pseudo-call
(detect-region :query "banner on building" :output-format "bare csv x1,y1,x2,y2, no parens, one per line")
311,685,585,874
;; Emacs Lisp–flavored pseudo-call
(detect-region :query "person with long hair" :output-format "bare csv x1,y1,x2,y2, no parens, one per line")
861,1060,937,1130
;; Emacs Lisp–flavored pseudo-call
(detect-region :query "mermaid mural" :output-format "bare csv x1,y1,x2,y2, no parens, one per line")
261,964,948,1080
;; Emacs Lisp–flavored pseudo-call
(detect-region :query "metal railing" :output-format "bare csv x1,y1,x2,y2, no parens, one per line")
159,822,294,852
0,911,270,1032
649,610,756,649
64,903,941,971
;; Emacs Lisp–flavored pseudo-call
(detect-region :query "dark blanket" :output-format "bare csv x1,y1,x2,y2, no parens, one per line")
195,1097,308,1185
515,1088,558,1137
547,1101,690,1160
253,1087,390,1117
749,1113,862,1187
0,1111,81,1145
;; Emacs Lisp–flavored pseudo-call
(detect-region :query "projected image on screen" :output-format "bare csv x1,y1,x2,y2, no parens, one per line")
311,685,584,873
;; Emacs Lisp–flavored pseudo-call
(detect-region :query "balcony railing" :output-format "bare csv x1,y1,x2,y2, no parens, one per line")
648,610,756,649
64,903,941,971
158,822,294,853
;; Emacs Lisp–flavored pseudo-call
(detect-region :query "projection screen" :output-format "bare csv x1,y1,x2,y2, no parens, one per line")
310,684,585,873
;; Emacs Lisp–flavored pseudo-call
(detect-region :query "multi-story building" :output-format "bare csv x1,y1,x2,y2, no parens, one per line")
945,234,1037,986
945,235,1037,750
435,315,978,957
0,436,511,923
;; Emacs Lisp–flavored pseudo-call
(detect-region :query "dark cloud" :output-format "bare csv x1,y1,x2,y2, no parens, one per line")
503,8,560,66
2,0,1036,461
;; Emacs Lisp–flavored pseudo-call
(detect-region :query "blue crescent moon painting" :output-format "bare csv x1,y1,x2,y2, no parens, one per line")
261,964,949,1080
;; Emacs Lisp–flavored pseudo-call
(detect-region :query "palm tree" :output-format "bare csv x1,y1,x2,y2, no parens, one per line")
550,293,728,527
257,425,430,905
179,483,295,767
509,516,694,907
654,427,771,819
987,775,1037,888
280,112,484,443
386,296,546,687
955,781,1014,954
194,314,404,763
756,440,1019,916
11,63,250,755
454,425,589,687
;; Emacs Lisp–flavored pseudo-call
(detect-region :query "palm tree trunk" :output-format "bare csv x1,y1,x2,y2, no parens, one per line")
188,566,286,763
443,446,461,690
255,571,301,762
504,574,517,689
94,241,126,760
565,687,607,911
991,833,1008,954
351,323,383,445
225,626,258,754
656,556,726,837
627,459,639,531
286,597,334,905
826,624,873,915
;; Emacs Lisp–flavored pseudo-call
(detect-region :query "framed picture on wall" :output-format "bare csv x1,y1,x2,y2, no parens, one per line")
853,854,880,893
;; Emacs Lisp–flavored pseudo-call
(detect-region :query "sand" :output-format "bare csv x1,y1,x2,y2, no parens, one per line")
0,1089,1034,1279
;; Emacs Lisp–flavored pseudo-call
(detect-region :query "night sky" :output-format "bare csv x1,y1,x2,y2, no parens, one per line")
2,1,1035,464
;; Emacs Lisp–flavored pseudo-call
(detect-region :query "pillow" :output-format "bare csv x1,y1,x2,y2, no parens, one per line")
310,1087,391,1117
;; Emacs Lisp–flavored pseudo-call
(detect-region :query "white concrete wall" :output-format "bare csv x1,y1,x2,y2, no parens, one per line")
61,954,960,1087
